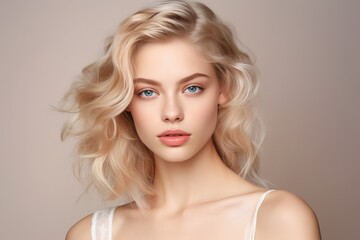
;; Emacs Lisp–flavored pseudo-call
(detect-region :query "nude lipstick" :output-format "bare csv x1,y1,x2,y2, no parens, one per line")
157,130,191,147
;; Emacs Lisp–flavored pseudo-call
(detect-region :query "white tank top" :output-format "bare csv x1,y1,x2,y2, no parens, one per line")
91,190,275,240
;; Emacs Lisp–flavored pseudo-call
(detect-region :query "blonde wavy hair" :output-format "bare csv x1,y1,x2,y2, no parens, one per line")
61,0,265,208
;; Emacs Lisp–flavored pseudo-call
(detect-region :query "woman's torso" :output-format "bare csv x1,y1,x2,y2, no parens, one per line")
91,190,274,240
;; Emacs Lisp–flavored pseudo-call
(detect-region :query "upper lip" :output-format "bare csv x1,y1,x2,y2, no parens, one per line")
157,129,191,137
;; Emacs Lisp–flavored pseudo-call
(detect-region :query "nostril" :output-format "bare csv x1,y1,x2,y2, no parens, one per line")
162,107,184,122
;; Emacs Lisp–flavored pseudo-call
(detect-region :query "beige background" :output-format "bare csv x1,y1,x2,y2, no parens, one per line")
1,0,359,239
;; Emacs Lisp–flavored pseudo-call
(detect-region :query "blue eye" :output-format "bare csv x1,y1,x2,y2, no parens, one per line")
184,85,202,94
139,90,156,98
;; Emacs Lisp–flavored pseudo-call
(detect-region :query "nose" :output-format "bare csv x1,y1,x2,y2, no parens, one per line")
161,95,184,122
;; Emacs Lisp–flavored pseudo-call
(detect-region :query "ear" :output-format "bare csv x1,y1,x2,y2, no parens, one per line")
218,88,228,105
125,103,132,112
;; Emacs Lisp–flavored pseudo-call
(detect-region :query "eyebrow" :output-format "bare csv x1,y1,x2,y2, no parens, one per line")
133,73,209,86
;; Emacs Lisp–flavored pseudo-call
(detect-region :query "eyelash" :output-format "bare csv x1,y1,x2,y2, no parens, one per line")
183,85,203,94
138,89,157,98
137,85,204,98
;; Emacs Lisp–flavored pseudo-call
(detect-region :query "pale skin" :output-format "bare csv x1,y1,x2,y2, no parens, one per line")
66,39,321,240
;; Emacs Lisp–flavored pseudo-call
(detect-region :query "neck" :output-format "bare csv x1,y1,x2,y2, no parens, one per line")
149,139,246,215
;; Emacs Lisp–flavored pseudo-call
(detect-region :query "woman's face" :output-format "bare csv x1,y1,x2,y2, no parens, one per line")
128,38,226,162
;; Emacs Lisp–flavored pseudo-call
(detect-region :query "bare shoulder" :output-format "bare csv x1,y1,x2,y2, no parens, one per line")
65,214,92,240
256,190,321,240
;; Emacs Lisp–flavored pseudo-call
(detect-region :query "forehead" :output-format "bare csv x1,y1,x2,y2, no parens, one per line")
133,38,215,81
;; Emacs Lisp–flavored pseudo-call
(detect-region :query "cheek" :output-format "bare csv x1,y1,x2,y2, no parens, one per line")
187,94,219,128
129,103,155,136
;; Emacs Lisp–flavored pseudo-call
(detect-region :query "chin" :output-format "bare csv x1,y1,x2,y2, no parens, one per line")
155,153,194,163
153,148,199,163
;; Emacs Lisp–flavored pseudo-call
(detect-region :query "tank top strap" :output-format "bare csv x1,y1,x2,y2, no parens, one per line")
246,189,276,240
91,207,116,240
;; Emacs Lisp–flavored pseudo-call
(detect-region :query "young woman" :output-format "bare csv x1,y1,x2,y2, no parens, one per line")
62,1,321,239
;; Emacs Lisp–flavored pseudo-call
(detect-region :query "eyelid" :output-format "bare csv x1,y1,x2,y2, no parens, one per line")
183,85,204,94
137,88,158,98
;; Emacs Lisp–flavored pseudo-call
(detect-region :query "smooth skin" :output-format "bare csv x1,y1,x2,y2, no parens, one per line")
66,39,321,240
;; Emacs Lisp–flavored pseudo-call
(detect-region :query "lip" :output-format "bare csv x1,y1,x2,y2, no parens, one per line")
157,129,191,147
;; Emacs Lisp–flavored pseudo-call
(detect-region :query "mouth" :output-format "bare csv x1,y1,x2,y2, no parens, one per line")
157,129,191,137
157,130,191,146
163,134,187,136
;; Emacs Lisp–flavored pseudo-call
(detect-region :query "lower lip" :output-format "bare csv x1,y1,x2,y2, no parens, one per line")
158,135,190,147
